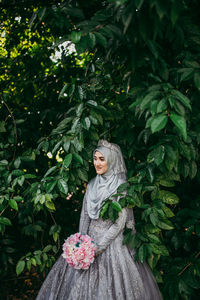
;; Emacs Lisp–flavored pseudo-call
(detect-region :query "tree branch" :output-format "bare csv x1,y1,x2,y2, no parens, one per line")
178,251,200,276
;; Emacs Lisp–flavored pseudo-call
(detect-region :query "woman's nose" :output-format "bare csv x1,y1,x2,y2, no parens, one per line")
95,160,101,166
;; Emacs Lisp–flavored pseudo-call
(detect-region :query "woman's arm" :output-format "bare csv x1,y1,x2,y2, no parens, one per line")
79,191,90,234
96,207,127,255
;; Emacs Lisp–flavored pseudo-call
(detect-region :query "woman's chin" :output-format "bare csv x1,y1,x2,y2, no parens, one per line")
96,170,103,175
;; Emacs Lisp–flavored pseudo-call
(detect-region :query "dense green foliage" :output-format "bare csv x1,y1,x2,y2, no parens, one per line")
1,0,200,299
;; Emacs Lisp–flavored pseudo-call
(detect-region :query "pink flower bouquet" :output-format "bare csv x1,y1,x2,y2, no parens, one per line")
62,232,97,270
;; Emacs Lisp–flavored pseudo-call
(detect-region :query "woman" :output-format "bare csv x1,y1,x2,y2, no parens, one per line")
36,140,162,299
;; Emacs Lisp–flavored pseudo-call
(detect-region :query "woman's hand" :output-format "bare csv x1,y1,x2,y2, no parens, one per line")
95,247,103,257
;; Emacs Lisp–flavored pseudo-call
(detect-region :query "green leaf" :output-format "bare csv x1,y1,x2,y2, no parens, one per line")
82,117,91,130
151,244,169,256
151,114,168,133
170,113,187,140
163,206,175,218
14,157,21,168
194,72,200,90
165,156,174,172
63,141,70,152
71,117,80,132
171,90,191,110
170,1,182,25
16,260,25,275
66,7,84,19
167,96,175,107
145,224,161,234
0,159,8,166
181,162,190,178
150,213,158,226
146,40,158,59
155,1,167,19
158,220,174,230
89,115,98,125
73,153,83,164
100,202,109,217
88,33,96,48
147,166,154,183
140,91,160,110
52,141,62,154
72,137,83,152
45,180,57,193
179,68,194,82
77,168,88,182
174,101,185,117
58,83,68,100
63,153,73,168
135,0,144,9
44,166,57,178
147,145,165,166
43,245,52,252
128,234,138,249
18,176,25,186
138,245,145,263
57,179,68,195
178,280,190,295
26,259,32,271
189,161,197,179
45,195,55,211
45,194,52,202
78,86,84,100
31,257,37,266
111,201,122,212
90,110,103,125
117,182,129,192
0,121,6,132
185,60,200,68
159,179,175,187
122,230,132,245
71,31,82,43
0,217,12,226
108,205,114,221
53,232,58,242
156,99,168,113
150,100,158,114
147,233,161,243
95,32,107,48
159,190,179,204
76,103,84,117
8,199,18,211
86,100,98,107
123,12,133,34
179,142,191,160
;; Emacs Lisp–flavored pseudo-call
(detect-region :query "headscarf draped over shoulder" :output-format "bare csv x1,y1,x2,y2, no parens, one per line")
87,140,127,219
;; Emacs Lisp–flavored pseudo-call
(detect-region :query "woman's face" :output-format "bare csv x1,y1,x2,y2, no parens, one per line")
93,151,108,175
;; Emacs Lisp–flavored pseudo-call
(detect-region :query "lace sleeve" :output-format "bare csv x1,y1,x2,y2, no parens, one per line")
79,191,90,234
96,208,127,254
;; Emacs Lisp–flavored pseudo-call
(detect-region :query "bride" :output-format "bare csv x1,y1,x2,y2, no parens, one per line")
36,140,162,299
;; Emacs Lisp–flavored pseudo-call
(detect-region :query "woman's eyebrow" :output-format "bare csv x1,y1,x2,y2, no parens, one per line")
94,155,105,159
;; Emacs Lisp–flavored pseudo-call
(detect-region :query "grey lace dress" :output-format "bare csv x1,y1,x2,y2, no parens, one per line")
36,192,162,300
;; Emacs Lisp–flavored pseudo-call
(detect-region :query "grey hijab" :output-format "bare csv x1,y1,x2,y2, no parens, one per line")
87,140,127,219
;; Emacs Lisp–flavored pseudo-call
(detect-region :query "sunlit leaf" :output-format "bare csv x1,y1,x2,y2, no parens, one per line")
16,260,25,275
170,113,187,140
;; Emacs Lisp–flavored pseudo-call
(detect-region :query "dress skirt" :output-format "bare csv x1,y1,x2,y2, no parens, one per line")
36,217,162,300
